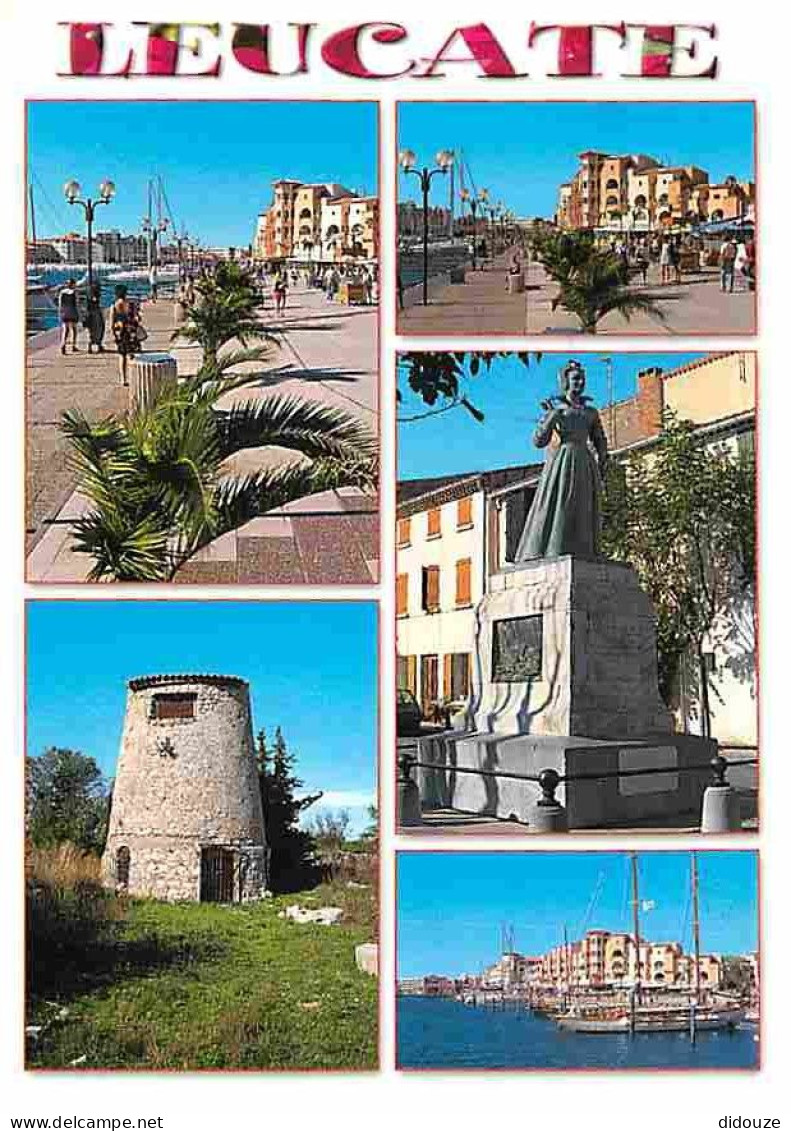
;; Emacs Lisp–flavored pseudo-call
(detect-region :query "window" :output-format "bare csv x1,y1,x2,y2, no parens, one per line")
396,517,411,547
396,573,409,617
450,653,471,700
455,558,472,607
426,507,442,538
116,846,130,887
456,496,473,529
151,693,197,720
421,565,440,613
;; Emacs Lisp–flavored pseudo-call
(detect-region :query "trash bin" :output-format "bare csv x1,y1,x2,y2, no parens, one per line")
130,351,178,414
507,271,525,294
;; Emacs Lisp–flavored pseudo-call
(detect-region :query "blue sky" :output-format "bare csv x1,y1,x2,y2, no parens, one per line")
398,351,705,481
398,102,755,217
26,601,377,835
397,852,758,977
27,101,378,247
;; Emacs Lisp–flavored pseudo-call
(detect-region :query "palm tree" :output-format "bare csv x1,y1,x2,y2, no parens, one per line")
61,368,377,582
531,229,666,334
175,260,274,372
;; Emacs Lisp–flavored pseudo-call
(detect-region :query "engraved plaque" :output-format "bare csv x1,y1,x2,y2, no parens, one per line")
491,615,542,682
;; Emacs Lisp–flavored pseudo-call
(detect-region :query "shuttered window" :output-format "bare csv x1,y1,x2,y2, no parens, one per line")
422,565,440,613
396,517,411,547
152,693,196,720
455,558,472,607
457,496,473,529
427,507,442,538
396,573,409,617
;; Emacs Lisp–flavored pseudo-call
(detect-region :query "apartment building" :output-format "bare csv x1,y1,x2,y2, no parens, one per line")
556,150,755,232
252,179,377,264
540,931,722,988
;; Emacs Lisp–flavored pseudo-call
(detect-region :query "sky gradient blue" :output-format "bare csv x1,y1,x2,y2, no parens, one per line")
398,351,705,481
28,101,378,247
397,852,758,978
398,102,755,217
26,601,377,834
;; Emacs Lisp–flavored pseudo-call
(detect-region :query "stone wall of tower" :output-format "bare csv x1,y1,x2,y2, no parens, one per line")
102,676,267,903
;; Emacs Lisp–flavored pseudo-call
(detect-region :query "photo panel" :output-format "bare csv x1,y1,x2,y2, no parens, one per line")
26,99,380,585
396,101,756,337
395,351,757,835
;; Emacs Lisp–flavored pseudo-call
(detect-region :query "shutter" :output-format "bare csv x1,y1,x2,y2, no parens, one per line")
455,559,471,606
457,496,473,528
427,566,440,611
397,517,411,546
427,507,441,537
443,654,452,699
396,573,408,616
406,655,417,695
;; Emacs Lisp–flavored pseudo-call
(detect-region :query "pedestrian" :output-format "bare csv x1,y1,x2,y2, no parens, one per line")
719,236,737,293
148,262,159,303
363,268,374,305
634,246,648,286
58,277,80,354
669,239,682,285
84,280,105,353
273,270,288,315
111,284,139,387
734,239,750,292
659,239,671,285
397,269,404,312
745,237,756,291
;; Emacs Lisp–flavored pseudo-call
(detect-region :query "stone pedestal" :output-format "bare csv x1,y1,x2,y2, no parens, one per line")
418,557,715,830
130,351,178,414
460,556,673,739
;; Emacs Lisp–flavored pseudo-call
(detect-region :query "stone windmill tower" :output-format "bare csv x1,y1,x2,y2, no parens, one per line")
102,674,267,902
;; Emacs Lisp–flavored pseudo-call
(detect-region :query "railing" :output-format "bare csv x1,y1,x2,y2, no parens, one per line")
397,750,757,833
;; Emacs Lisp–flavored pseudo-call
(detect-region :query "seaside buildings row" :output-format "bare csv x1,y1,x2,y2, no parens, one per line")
399,937,761,996
396,352,756,746
556,151,755,232
252,179,379,265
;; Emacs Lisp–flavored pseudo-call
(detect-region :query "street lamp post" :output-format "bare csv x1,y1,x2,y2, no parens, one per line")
63,178,116,291
399,148,454,306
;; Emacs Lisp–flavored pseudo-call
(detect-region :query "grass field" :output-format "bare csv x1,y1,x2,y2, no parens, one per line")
27,879,378,1071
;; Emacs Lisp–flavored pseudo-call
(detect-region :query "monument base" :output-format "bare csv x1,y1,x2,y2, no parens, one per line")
411,730,714,830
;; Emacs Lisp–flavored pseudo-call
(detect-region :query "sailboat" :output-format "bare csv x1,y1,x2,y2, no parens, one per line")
555,853,745,1036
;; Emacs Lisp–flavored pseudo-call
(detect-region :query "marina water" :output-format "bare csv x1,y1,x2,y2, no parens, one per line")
398,996,758,1070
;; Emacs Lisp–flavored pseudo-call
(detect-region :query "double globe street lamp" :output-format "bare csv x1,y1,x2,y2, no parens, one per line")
63,178,116,291
399,148,455,306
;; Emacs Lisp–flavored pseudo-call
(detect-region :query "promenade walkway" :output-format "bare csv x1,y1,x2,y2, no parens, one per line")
396,254,529,335
25,286,379,584
395,255,755,336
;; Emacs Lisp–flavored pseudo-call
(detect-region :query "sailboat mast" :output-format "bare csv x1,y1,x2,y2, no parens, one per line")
29,182,37,262
692,852,701,1001
631,853,641,1003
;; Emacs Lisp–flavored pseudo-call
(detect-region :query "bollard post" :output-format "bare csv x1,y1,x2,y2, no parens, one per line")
397,749,422,827
529,769,568,833
700,755,742,833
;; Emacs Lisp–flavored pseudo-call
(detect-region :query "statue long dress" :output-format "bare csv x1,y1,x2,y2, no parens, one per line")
515,399,608,560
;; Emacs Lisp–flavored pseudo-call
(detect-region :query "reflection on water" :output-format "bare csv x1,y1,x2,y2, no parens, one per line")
397,996,758,1070
26,268,173,337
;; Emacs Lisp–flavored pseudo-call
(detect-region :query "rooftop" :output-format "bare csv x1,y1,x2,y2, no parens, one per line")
128,674,248,691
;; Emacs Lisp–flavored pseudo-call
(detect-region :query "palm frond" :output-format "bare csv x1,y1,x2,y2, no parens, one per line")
217,394,378,462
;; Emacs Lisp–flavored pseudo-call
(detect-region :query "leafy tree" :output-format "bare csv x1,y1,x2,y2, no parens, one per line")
308,809,351,873
26,748,109,853
720,956,755,996
397,351,538,422
256,727,322,892
601,413,755,734
530,228,665,334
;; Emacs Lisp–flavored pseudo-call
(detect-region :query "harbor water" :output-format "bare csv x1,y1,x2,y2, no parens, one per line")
26,267,174,336
397,996,758,1070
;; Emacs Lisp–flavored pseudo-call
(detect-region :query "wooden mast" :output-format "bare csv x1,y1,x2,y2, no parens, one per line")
29,182,37,263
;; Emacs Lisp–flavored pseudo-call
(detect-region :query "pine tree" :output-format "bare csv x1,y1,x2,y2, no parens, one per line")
256,727,322,892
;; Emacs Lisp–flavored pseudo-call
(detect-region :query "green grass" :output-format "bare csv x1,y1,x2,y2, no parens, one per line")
27,882,378,1071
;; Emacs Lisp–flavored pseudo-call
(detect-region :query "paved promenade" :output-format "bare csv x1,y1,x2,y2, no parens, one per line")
397,254,529,335
396,254,755,336
26,286,379,583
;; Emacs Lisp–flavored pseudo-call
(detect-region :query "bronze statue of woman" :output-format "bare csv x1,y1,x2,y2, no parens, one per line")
515,360,608,561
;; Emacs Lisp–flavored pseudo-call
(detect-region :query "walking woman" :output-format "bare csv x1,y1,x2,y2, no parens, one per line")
84,280,106,353
58,278,80,354
111,284,138,386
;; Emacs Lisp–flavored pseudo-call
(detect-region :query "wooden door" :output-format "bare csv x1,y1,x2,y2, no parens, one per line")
200,846,235,903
